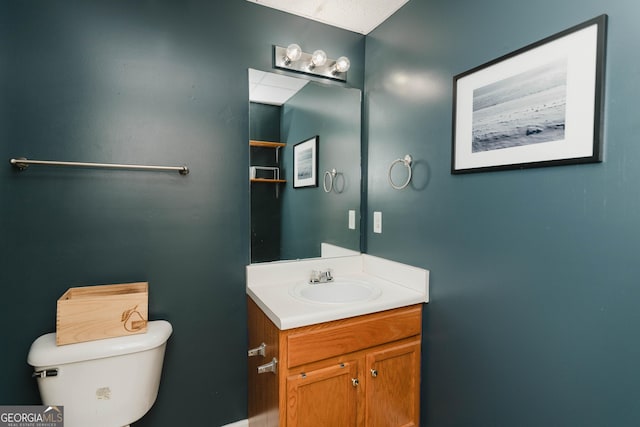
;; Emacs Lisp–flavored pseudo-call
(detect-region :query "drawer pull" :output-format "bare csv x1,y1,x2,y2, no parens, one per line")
370,369,378,378
257,358,278,375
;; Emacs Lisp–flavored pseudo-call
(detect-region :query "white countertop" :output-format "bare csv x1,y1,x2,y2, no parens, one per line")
246,254,429,330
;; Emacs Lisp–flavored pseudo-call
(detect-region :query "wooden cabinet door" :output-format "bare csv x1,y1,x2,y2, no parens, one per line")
365,339,421,427
286,361,360,427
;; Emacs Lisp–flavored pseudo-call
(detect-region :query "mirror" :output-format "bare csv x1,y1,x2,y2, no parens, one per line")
249,69,361,263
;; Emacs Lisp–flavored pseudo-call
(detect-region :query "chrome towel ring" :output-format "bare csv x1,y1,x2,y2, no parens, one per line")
323,168,338,193
388,155,412,190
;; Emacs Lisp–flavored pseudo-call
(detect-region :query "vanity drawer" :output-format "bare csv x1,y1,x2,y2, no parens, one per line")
286,304,422,368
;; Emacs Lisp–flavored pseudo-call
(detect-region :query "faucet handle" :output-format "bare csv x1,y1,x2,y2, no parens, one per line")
309,270,321,283
324,269,333,282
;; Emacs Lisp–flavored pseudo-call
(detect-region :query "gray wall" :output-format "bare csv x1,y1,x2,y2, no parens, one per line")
0,1,364,426
364,0,640,425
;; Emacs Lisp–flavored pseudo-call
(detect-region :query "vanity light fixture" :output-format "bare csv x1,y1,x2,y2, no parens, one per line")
284,43,302,65
274,44,350,82
333,56,351,74
309,50,327,69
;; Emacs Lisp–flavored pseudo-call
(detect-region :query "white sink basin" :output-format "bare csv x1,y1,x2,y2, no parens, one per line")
290,279,382,304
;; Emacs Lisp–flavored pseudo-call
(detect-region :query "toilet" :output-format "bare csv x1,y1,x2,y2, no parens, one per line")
27,320,172,427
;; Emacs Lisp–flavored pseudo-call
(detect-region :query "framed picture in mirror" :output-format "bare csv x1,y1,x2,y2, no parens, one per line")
293,136,319,188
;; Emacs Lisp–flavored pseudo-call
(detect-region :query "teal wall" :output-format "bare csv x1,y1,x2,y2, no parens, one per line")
0,1,364,426
364,0,640,425
250,82,362,264
250,102,282,263
280,83,362,260
8,0,640,425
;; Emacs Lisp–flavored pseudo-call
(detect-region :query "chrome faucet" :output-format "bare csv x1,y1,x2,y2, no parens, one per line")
309,268,333,284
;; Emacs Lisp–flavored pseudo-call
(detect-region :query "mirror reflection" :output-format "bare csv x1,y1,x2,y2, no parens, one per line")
249,69,361,263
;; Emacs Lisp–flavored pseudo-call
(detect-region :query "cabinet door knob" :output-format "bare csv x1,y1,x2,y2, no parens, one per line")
351,378,359,387
370,369,378,378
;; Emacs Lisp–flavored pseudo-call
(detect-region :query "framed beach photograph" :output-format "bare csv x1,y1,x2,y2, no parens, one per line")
293,136,319,188
452,15,607,174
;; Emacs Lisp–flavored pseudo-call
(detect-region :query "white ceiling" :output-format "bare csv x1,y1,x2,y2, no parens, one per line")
248,0,409,105
249,69,309,106
246,0,409,35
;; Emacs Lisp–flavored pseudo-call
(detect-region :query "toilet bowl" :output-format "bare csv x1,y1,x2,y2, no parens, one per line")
27,320,172,427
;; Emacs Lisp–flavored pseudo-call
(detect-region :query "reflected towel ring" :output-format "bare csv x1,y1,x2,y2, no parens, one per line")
323,168,337,193
388,155,412,190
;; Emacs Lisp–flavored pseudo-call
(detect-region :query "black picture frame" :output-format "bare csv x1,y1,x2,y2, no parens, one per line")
452,14,607,174
293,136,319,188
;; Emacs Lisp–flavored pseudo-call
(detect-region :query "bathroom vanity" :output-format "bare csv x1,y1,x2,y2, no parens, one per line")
246,254,429,427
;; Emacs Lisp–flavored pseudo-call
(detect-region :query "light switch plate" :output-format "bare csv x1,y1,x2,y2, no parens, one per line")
348,210,356,230
373,211,382,233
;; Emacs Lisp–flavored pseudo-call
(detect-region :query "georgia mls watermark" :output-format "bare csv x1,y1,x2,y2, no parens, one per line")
0,406,63,427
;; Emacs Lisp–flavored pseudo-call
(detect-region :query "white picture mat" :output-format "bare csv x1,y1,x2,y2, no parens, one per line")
293,137,317,187
454,23,599,171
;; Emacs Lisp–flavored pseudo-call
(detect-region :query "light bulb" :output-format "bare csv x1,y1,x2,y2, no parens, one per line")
285,43,302,64
310,49,327,68
334,56,351,73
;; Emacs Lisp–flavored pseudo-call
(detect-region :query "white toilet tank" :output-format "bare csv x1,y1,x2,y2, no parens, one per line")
27,320,172,427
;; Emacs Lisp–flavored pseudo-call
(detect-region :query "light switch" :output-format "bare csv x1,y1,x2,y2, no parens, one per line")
348,210,356,230
373,211,382,234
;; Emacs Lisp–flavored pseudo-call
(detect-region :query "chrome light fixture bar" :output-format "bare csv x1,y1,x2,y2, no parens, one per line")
273,44,350,82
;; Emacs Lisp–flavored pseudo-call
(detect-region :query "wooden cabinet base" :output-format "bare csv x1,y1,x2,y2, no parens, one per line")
248,297,422,427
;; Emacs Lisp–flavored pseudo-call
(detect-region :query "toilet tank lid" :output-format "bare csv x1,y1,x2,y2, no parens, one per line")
27,320,173,367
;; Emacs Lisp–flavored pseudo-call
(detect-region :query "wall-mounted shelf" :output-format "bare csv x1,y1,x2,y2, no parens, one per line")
250,178,287,183
249,140,287,186
249,140,286,149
